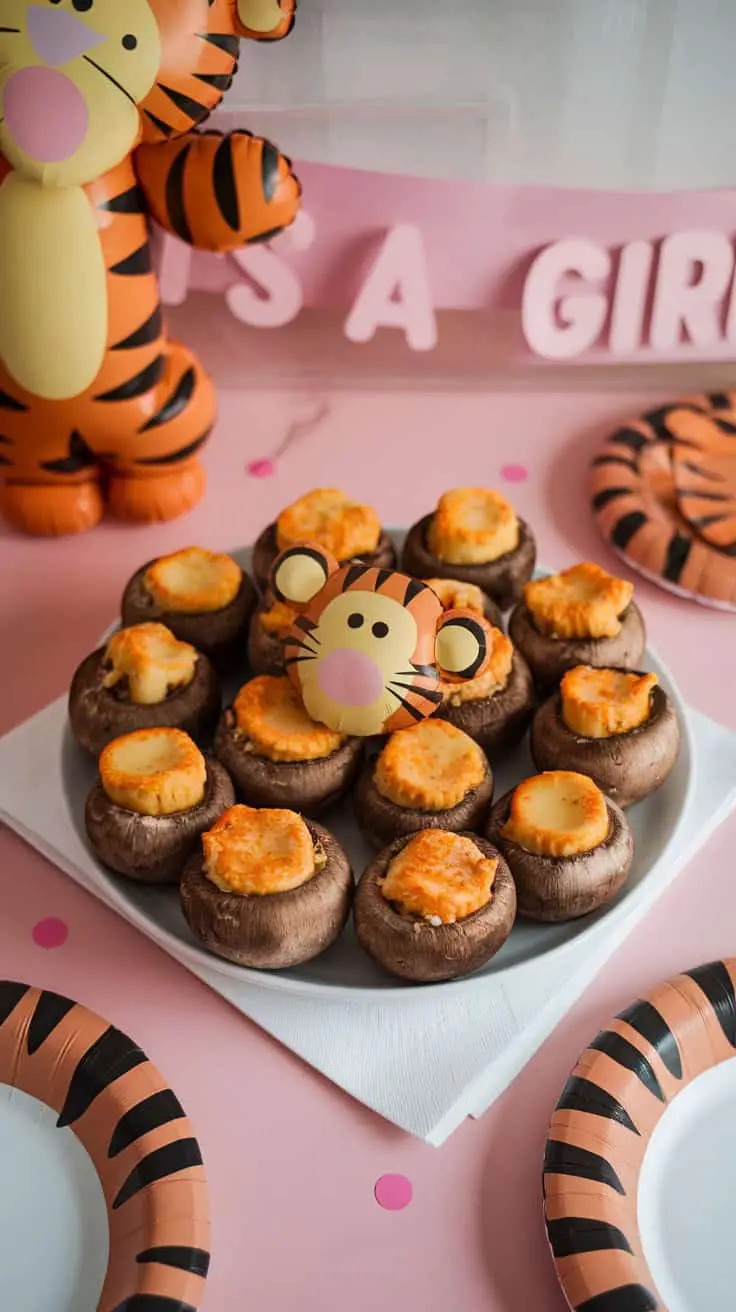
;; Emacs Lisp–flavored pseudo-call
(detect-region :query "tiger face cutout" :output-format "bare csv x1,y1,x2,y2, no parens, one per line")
271,545,493,736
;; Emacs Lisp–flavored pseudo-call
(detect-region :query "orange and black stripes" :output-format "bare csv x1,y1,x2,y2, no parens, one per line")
543,959,736,1312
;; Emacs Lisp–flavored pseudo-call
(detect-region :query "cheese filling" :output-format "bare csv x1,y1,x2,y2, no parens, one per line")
428,488,520,565
103,623,197,706
501,770,609,857
144,547,242,614
381,830,497,924
374,719,486,811
233,675,346,763
99,728,206,817
258,599,298,640
276,488,381,561
524,563,633,640
423,578,487,615
203,804,323,895
439,626,513,705
561,666,657,739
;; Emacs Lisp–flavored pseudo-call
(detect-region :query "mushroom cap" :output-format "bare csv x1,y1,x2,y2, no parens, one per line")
247,608,287,676
354,832,516,983
121,560,256,671
85,755,235,884
486,789,634,921
433,647,535,757
508,600,646,693
530,678,680,808
354,753,493,850
401,513,536,610
251,521,396,594
180,819,353,969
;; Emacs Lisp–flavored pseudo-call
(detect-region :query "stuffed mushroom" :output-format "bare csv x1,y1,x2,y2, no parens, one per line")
509,562,646,693
121,546,256,672
402,488,536,609
355,718,493,850
180,804,353,969
69,622,221,756
85,727,235,884
486,770,634,921
251,488,396,593
530,665,680,808
214,675,363,816
431,617,534,758
354,828,517,983
247,596,296,676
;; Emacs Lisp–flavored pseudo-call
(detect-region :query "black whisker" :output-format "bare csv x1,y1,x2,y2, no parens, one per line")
389,680,443,705
395,664,436,679
283,654,316,667
84,55,136,107
385,687,425,721
286,636,321,657
0,27,21,34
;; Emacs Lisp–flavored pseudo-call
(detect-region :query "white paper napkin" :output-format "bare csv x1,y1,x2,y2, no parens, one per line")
1,698,735,1145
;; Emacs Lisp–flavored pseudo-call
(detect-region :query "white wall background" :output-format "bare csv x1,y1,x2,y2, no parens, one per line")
224,0,736,189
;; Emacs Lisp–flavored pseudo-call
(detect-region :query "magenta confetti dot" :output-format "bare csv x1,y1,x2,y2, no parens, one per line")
247,458,276,479
374,1174,413,1210
501,463,528,483
32,917,69,949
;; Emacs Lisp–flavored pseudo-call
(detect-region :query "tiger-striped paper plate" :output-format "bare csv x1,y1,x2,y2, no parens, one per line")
0,981,209,1311
543,958,736,1312
590,392,736,612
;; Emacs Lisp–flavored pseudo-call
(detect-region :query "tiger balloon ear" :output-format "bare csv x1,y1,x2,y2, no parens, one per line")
435,609,492,683
233,0,296,40
270,543,339,610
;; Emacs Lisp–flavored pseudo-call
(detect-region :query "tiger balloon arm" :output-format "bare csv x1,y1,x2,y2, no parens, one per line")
231,0,296,41
134,129,301,254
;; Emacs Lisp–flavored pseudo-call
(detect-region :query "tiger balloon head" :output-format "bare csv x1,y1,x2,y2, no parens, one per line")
271,544,494,737
0,0,295,187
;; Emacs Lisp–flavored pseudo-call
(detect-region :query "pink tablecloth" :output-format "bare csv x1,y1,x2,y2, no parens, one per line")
1,386,734,1312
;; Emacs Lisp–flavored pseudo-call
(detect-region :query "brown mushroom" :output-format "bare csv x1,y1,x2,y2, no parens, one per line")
509,600,646,693
486,772,634,921
85,729,235,884
353,830,517,983
434,646,535,758
530,668,680,807
251,520,396,593
401,513,536,609
246,597,294,676
180,814,353,969
68,628,221,756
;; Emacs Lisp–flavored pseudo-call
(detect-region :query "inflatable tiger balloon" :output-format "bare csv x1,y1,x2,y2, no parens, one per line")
0,0,300,536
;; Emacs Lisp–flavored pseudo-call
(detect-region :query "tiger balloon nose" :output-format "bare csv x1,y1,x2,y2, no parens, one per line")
270,544,493,737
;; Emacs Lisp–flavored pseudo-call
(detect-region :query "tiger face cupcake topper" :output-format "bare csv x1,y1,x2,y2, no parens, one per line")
271,544,493,735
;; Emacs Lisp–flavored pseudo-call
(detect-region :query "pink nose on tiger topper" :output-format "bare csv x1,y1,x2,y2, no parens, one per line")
317,648,385,708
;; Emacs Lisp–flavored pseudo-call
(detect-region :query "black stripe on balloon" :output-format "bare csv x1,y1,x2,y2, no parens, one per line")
158,84,210,127
144,110,174,138
247,224,287,245
374,569,393,590
113,1138,202,1210
0,454,11,466
343,563,368,589
0,387,27,412
678,489,732,502
591,455,638,474
662,533,691,584
140,367,196,432
111,243,153,277
198,30,239,57
686,961,736,1048
113,306,163,352
546,1216,633,1259
195,71,233,92
58,1026,147,1128
617,999,682,1080
0,434,10,444
403,578,426,606
592,487,632,510
108,1088,185,1158
295,614,318,633
27,992,76,1056
213,134,240,231
136,1247,210,1278
610,511,647,550
609,427,649,454
577,1287,659,1311
95,356,164,403
40,431,95,474
543,1141,625,1196
387,688,425,721
389,681,443,705
111,1298,196,1311
587,1032,665,1102
679,460,725,482
164,144,193,244
135,431,209,467
0,982,30,1026
100,185,146,214
555,1074,640,1135
708,391,732,410
714,416,736,436
260,139,280,202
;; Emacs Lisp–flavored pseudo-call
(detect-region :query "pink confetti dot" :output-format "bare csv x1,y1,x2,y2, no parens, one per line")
247,458,276,479
374,1174,413,1210
32,917,69,949
501,463,528,483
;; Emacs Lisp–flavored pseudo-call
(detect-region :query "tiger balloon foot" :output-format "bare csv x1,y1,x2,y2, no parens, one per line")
0,480,105,537
108,460,207,526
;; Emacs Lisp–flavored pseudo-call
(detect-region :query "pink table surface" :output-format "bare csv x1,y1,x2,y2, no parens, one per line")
1,386,734,1312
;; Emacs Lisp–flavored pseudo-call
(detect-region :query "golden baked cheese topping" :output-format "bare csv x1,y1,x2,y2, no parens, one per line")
276,488,381,561
424,577,486,615
103,623,197,706
428,488,519,565
99,728,206,817
524,563,633,640
233,675,345,763
144,547,242,614
203,804,322,895
374,719,486,811
440,625,513,706
258,598,298,640
561,666,657,739
381,830,497,924
502,770,609,857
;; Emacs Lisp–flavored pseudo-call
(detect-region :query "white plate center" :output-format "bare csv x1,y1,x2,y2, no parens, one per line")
0,1084,109,1312
638,1056,736,1312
